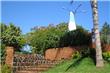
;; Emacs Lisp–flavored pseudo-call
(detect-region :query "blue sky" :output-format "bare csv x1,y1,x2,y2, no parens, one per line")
1,1,110,34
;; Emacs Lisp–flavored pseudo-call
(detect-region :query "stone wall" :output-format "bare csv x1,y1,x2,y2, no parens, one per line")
44,47,75,60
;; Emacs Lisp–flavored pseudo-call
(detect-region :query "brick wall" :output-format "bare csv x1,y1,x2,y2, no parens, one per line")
44,47,75,60
102,44,110,51
5,46,14,68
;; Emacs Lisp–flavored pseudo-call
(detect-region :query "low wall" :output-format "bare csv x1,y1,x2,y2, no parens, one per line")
91,43,110,51
102,44,110,51
44,47,75,60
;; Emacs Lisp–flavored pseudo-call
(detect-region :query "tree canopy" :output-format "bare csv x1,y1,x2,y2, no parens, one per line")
27,22,68,54
0,23,26,50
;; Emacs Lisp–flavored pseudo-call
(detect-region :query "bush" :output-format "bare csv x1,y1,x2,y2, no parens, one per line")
80,48,90,56
72,51,81,59
1,64,11,73
103,51,110,62
80,48,95,57
0,44,6,65
59,27,92,47
77,48,96,63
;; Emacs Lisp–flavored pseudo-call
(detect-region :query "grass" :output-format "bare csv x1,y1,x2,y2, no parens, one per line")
1,64,11,73
44,57,110,73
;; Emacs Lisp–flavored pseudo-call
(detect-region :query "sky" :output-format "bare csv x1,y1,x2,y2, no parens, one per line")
1,0,110,34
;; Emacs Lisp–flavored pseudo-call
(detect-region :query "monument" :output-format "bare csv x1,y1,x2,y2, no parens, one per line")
68,11,76,31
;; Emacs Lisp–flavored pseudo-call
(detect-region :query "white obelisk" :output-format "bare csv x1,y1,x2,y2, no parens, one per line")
68,11,76,31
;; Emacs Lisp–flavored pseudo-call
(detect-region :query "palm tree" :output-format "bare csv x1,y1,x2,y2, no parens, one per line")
91,0,104,67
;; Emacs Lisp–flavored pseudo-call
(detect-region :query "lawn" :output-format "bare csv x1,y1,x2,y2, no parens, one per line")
44,57,110,73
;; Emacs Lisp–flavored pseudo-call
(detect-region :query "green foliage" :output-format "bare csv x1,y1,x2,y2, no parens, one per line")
72,48,96,63
103,51,110,62
1,64,11,73
80,48,90,56
28,23,68,54
28,22,91,54
79,48,96,63
15,51,31,54
0,23,26,49
0,43,6,64
72,51,80,59
100,22,110,44
59,26,92,47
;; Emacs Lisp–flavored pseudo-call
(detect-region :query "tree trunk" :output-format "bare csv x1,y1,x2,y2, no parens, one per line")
5,46,14,68
91,0,104,67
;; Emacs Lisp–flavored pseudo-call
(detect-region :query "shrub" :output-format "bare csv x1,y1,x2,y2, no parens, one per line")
77,48,96,63
72,51,81,59
1,64,11,73
103,51,110,62
80,48,90,57
0,44,6,65
80,48,95,57
59,27,92,47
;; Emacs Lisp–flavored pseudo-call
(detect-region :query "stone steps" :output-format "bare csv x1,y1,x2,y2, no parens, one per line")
15,71,40,73
13,54,62,73
14,67,49,71
13,62,60,73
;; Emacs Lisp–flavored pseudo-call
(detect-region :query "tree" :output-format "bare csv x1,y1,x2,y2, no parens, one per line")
0,23,25,67
91,0,104,67
28,22,68,54
1,23,25,49
100,22,110,44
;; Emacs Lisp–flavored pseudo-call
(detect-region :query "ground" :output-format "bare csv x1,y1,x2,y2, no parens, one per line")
44,57,110,73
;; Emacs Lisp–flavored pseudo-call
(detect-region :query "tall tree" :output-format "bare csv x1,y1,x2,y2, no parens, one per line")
91,0,104,67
